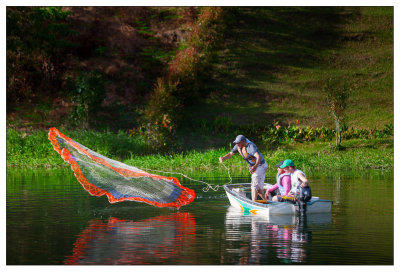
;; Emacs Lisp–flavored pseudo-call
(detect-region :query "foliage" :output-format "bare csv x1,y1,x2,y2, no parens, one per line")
168,7,224,97
135,15,176,66
142,7,225,148
260,121,392,147
261,121,334,145
323,77,352,149
65,71,108,128
341,124,393,139
7,7,393,143
139,78,181,149
7,7,76,108
7,7,74,56
7,128,393,174
6,128,150,168
6,128,60,167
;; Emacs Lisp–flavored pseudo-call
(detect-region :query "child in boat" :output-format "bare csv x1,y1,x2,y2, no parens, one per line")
280,159,311,198
280,159,312,214
266,160,292,202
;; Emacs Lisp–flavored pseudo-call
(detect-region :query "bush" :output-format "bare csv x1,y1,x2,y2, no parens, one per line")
141,7,225,148
261,121,392,147
323,77,352,148
7,7,76,108
140,78,180,150
65,70,108,128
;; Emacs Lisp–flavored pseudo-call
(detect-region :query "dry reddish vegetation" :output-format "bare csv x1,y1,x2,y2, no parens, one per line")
7,7,200,130
63,7,191,103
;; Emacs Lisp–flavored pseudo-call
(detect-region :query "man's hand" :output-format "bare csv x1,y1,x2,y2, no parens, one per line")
219,152,234,163
297,173,309,188
250,165,258,174
300,181,309,188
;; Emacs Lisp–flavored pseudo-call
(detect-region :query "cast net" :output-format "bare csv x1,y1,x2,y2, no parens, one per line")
48,128,195,208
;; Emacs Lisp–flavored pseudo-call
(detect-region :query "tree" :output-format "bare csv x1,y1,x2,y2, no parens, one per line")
6,7,75,108
323,77,351,149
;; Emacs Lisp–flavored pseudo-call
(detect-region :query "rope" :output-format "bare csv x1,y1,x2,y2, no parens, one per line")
141,162,232,192
221,162,233,185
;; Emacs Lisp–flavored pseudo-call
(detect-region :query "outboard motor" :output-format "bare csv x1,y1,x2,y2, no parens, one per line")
296,186,312,216
268,188,279,201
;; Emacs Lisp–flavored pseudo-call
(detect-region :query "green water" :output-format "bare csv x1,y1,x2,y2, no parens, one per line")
6,168,393,265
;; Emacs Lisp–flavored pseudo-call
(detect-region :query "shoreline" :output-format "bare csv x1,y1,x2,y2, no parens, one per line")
7,129,393,179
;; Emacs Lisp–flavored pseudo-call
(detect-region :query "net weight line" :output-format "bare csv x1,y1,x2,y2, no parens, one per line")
141,162,233,192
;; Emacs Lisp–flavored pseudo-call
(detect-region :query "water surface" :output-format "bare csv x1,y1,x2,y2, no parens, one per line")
6,168,393,265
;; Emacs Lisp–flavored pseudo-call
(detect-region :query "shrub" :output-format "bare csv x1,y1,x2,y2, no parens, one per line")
323,77,352,148
140,78,181,150
66,70,108,128
7,7,76,108
141,7,225,148
261,121,392,147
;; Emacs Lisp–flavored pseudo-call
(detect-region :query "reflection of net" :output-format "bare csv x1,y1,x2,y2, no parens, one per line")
48,128,195,208
64,213,196,265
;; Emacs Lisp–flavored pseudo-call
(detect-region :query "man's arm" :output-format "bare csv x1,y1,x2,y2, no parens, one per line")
297,173,309,188
268,184,278,193
219,152,234,163
250,152,261,174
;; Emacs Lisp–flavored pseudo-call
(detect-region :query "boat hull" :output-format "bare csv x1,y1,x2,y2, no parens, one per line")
224,183,332,216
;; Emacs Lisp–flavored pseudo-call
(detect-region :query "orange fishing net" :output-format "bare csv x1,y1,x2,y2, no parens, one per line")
48,128,195,208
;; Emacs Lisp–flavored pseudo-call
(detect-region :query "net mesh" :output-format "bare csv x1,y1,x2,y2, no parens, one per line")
48,128,195,208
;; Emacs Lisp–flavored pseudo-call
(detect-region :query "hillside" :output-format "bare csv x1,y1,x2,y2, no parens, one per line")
6,7,393,141
7,7,197,130
191,7,393,129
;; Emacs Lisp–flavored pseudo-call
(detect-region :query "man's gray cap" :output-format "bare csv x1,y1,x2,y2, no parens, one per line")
233,135,247,144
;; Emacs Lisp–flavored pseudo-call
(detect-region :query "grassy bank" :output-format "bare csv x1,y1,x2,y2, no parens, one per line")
124,139,393,177
7,128,393,178
191,7,393,130
6,128,150,168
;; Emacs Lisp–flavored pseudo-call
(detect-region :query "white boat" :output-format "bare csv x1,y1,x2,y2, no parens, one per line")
223,183,332,216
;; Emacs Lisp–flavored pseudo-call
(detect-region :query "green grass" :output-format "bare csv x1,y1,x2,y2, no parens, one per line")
6,128,150,168
188,7,393,131
125,138,393,177
7,128,393,179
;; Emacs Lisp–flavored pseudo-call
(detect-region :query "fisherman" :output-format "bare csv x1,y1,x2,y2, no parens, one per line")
265,160,291,202
280,159,312,215
219,135,268,202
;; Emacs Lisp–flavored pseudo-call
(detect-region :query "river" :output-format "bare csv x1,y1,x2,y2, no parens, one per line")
6,167,393,265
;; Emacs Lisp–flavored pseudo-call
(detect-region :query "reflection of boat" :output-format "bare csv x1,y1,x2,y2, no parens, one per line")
65,212,195,265
224,183,332,215
225,206,332,226
224,206,332,264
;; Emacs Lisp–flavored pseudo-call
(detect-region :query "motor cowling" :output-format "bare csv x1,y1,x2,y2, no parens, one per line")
296,186,312,215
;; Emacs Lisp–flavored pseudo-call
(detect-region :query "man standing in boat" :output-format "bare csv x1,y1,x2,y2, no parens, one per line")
219,135,268,202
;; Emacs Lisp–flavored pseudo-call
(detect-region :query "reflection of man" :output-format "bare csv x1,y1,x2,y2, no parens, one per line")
219,135,268,201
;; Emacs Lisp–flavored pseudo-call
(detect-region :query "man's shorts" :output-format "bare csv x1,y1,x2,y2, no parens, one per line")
251,163,268,191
